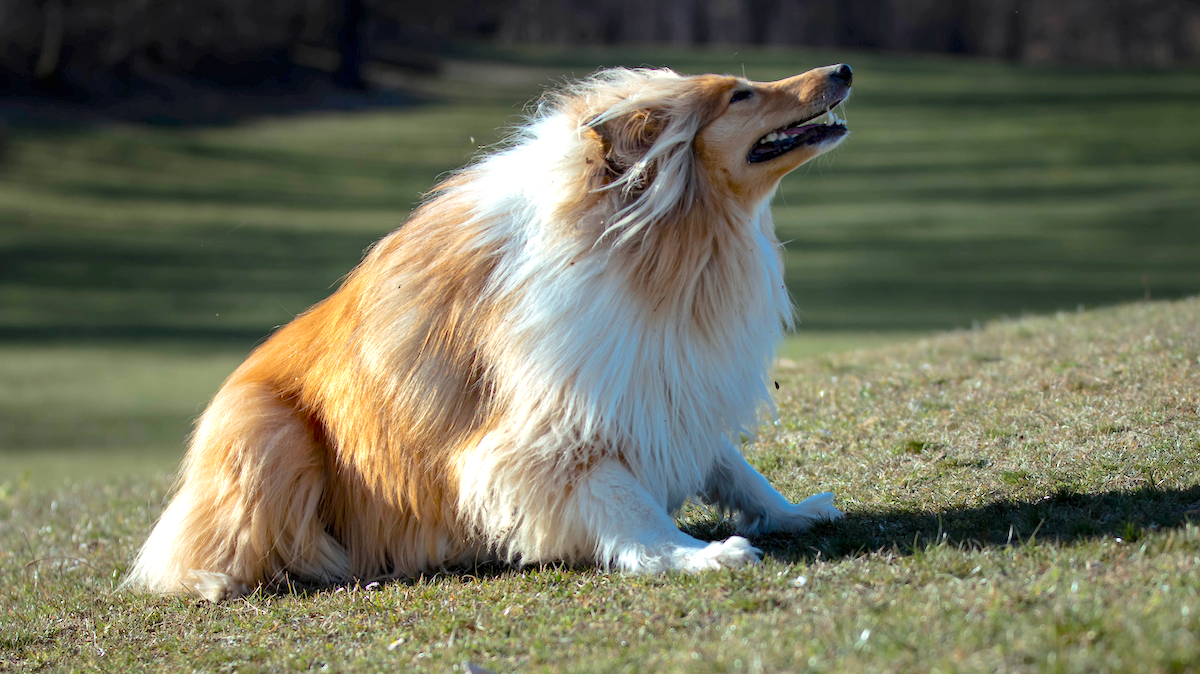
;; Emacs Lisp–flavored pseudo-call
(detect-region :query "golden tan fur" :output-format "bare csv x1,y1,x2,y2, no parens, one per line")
125,64,853,599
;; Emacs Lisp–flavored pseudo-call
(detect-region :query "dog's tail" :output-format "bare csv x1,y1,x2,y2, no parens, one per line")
122,379,349,601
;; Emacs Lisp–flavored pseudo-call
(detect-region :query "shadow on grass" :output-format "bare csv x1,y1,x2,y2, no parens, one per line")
0,223,383,343
0,65,424,128
228,486,1200,599
5,217,1198,340
246,559,557,600
752,484,1200,564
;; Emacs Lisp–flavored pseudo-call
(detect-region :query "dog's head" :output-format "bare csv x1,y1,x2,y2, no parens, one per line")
694,64,852,200
561,65,851,242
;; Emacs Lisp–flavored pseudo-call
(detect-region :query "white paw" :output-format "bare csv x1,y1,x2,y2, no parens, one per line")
674,536,762,572
739,491,844,535
187,570,250,602
794,491,844,523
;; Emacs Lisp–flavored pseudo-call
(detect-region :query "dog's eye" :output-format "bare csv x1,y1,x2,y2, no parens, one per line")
729,90,753,104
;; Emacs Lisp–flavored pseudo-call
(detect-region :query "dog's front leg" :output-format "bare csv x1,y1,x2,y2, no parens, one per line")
701,444,843,536
578,460,762,573
459,440,762,573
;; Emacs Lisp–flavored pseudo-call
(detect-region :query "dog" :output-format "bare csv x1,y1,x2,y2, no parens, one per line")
125,63,853,601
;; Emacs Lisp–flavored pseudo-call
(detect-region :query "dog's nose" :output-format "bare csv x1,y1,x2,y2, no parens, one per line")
828,64,853,86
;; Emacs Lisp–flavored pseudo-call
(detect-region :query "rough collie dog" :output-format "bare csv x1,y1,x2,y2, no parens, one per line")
125,63,853,601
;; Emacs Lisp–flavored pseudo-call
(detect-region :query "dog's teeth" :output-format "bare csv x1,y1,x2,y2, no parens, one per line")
765,132,779,142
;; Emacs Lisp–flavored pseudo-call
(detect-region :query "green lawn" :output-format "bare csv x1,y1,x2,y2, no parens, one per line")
2,44,1200,671
2,298,1197,672
2,45,1198,339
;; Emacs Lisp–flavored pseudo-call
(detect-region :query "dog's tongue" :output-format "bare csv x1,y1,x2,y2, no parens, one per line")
781,123,818,137
779,124,830,143
785,110,845,135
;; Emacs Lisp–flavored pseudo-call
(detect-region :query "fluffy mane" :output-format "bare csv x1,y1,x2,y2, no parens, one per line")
404,67,792,560
125,64,851,600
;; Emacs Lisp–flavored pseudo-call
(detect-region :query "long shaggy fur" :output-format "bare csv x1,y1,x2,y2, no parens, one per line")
125,65,852,600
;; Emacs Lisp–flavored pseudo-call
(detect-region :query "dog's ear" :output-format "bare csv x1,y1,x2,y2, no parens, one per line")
591,108,668,188
584,76,735,242
589,79,730,191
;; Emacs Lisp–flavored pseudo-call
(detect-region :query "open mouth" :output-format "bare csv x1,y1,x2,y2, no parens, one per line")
747,107,849,164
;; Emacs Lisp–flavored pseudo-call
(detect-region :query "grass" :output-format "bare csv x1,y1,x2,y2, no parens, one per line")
1,45,1198,339
2,44,1200,670
2,297,1198,672
0,344,244,487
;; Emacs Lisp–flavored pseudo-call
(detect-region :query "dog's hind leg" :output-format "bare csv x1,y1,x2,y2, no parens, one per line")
700,443,843,537
125,383,349,601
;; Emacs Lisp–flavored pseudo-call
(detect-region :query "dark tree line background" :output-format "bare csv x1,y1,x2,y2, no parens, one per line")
2,0,1199,93
487,0,1200,64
